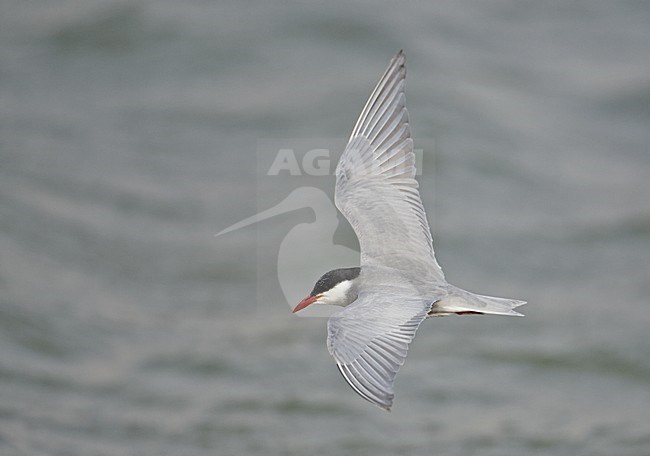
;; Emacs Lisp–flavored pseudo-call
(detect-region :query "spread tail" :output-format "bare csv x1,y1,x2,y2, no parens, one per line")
429,285,526,317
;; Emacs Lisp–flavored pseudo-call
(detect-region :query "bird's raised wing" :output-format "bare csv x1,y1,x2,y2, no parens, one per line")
327,289,431,410
335,50,444,284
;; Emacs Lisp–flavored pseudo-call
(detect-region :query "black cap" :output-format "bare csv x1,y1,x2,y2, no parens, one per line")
310,267,361,296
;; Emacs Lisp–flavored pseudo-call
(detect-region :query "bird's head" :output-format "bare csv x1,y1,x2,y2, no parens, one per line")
292,267,361,313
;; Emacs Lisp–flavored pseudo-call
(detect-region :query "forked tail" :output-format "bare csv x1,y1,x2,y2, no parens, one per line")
429,285,526,317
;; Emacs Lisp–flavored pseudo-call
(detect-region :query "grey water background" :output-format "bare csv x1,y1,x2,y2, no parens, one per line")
1,1,649,455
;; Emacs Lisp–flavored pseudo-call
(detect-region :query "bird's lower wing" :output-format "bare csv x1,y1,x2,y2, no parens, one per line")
327,292,431,410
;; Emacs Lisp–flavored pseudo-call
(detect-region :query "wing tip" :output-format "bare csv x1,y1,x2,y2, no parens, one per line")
391,50,406,74
336,362,395,411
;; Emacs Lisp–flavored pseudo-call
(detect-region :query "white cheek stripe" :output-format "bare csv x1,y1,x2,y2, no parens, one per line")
321,280,352,306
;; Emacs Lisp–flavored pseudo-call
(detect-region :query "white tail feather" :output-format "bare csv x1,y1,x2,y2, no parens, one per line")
430,285,526,317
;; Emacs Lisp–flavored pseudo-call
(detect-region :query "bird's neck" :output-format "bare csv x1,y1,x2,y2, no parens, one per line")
322,279,358,307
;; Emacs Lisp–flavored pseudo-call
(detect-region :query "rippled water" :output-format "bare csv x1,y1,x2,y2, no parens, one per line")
1,1,649,455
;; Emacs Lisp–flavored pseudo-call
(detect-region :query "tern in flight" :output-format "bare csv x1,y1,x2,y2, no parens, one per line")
292,51,526,410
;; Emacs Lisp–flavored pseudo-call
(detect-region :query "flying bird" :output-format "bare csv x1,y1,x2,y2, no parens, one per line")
293,50,526,411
